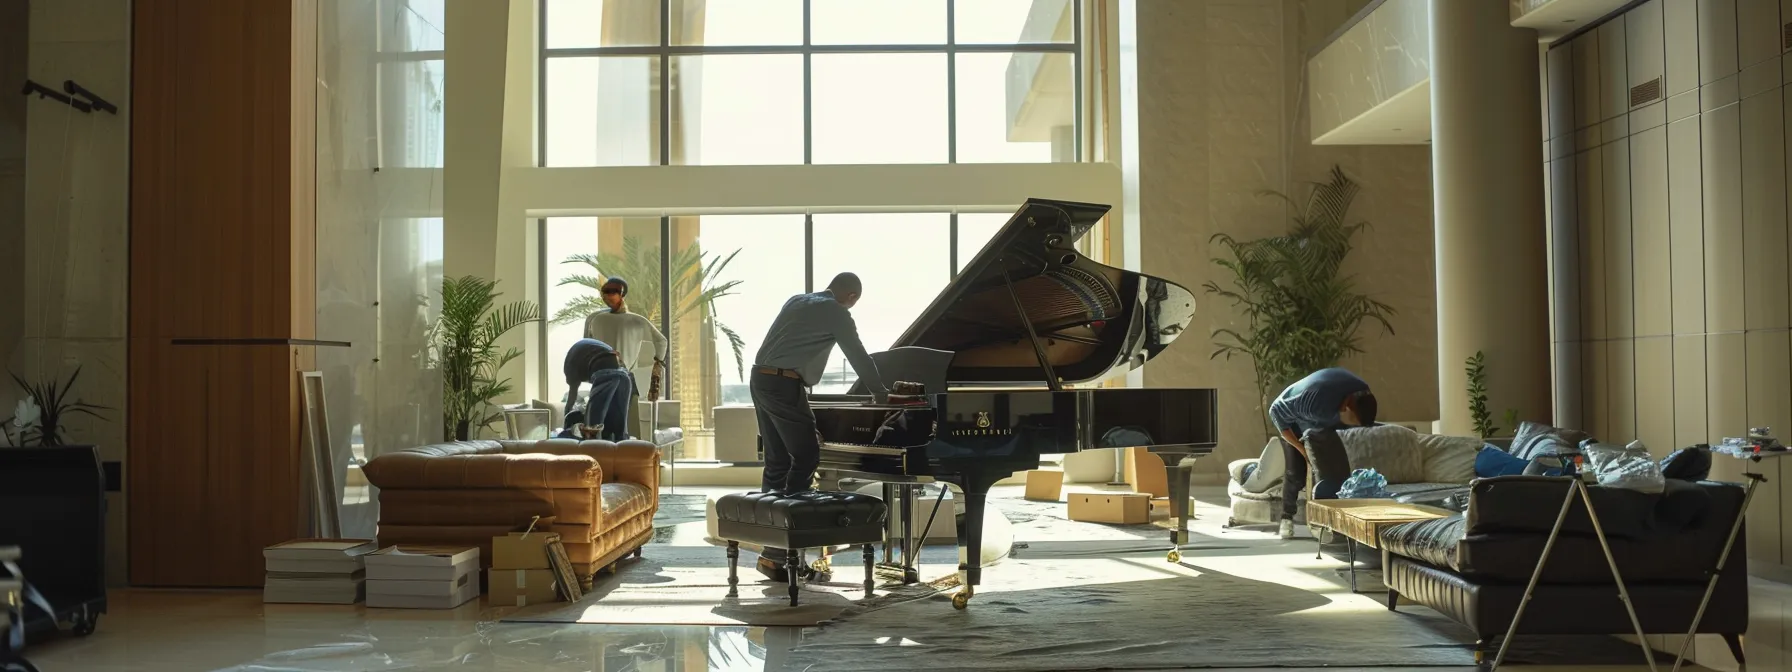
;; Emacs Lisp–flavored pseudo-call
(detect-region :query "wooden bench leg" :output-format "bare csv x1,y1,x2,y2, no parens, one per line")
726,541,739,598
787,548,802,607
862,543,875,596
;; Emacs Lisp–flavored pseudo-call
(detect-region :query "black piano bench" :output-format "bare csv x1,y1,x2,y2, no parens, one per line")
716,491,887,607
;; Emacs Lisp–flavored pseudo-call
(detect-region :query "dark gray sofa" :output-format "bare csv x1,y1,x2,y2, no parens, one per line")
1379,475,1749,664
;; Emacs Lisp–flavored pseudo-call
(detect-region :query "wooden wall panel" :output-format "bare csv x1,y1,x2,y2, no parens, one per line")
1630,126,1672,337
1744,331,1788,565
1700,104,1745,332
1578,148,1607,341
1742,91,1790,330
128,0,319,588
1603,139,1634,339
1633,337,1675,453
1695,0,1738,85
1667,118,1706,334
1672,335,1707,450
1626,1,1665,94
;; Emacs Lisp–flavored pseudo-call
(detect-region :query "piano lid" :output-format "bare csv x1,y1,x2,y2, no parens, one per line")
888,198,1196,387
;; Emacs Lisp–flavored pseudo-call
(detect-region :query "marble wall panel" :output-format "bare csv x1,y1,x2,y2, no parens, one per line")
1305,0,1427,142
12,0,131,586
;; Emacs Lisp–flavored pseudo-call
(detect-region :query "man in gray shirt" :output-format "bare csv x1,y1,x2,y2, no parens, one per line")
749,272,887,580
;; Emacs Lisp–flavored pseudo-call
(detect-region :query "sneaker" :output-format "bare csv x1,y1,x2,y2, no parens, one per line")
1279,519,1295,539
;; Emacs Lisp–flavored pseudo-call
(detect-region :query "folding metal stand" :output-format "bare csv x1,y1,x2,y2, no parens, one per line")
1491,476,1657,672
1666,450,1783,671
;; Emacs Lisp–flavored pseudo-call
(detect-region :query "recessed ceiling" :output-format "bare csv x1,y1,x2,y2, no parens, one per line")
1311,81,1432,146
1511,0,1634,41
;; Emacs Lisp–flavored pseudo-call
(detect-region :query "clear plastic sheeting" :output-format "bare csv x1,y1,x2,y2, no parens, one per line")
212,620,780,671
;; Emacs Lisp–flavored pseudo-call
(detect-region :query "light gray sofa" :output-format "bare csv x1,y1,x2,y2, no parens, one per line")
1226,423,1487,527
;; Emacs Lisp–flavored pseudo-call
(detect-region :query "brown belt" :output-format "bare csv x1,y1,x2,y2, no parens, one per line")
752,365,803,381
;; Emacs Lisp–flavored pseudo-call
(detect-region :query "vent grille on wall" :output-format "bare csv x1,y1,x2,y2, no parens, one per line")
1784,22,1792,51
1629,77,1662,107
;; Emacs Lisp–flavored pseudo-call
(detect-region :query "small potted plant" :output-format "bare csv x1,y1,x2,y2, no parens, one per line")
3,365,111,448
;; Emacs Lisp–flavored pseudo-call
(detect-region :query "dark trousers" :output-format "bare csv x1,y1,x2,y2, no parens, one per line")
750,371,819,564
586,368,634,442
1281,428,1353,519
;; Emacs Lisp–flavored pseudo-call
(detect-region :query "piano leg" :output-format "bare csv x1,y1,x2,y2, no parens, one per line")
876,483,923,585
1162,454,1194,564
881,482,899,566
949,473,1004,610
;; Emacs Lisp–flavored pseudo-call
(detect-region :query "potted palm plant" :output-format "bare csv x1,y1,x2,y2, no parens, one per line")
1204,165,1396,439
550,237,748,379
433,275,542,441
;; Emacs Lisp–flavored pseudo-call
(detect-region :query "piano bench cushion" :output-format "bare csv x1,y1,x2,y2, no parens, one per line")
715,491,888,550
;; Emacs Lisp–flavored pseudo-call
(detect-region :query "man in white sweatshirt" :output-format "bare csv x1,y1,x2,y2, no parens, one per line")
583,276,670,438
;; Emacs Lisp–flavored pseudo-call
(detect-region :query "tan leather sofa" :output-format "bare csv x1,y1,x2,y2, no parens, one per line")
361,439,660,584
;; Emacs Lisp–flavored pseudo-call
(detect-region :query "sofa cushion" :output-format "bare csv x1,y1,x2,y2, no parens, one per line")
1416,433,1481,483
1380,515,1462,570
1236,438,1285,493
1338,424,1426,483
601,482,654,522
1508,421,1589,460
1463,475,1714,540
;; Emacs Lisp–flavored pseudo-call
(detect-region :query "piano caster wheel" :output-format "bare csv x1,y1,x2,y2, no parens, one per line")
812,556,832,574
1166,549,1182,563
951,588,974,610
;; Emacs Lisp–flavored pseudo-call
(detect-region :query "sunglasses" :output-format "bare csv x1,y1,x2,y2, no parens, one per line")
601,288,622,295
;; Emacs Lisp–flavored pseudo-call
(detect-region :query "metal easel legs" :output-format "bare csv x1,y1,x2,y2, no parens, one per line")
1668,470,1765,672
1491,478,1658,672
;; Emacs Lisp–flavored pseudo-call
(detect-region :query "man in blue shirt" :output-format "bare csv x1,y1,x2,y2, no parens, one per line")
749,272,888,581
562,338,634,442
1268,367,1377,538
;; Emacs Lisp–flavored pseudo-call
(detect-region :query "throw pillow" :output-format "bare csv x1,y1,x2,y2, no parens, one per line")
1582,440,1667,494
1336,424,1426,483
1509,421,1591,460
1659,445,1713,481
1474,446,1531,477
1416,433,1482,483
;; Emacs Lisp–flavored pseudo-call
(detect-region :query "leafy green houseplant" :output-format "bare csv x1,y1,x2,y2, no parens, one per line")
1465,350,1520,439
550,236,749,379
1204,166,1396,438
3,365,111,447
433,275,542,441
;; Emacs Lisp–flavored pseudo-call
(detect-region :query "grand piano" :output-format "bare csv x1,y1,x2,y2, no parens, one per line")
809,198,1218,610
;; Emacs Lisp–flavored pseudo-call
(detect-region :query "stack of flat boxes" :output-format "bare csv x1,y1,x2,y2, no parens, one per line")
262,539,375,604
364,546,481,609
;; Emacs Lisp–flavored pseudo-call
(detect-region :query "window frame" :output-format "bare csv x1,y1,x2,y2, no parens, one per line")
534,207,1014,407
537,0,1084,167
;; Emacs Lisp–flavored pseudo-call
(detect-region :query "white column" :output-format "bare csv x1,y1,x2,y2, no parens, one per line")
1429,0,1551,436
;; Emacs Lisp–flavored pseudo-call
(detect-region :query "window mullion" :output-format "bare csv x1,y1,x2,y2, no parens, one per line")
946,0,956,164
803,0,812,165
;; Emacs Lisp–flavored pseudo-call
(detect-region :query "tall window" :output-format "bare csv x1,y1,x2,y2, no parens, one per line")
539,211,1021,459
377,0,446,168
540,0,1080,166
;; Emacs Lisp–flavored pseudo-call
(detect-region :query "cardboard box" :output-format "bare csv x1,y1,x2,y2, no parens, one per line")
488,568,561,607
1023,470,1064,501
1067,492,1151,524
491,532,560,570
1123,448,1168,497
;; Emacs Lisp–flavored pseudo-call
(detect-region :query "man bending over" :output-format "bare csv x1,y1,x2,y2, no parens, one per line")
1269,367,1377,539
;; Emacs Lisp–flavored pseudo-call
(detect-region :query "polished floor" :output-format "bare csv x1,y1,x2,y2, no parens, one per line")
22,487,1792,671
